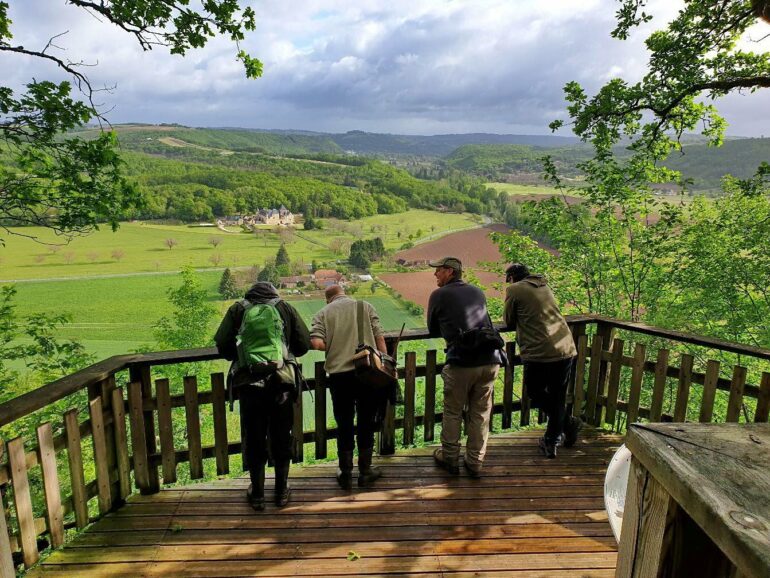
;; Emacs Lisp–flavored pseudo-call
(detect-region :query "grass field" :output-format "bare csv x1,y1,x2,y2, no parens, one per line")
484,182,574,197
0,211,478,281
8,273,427,362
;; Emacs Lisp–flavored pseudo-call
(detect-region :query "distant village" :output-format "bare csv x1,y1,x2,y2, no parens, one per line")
217,205,296,228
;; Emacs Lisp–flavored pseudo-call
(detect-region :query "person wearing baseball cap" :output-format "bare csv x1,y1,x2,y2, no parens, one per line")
504,263,581,458
427,256,504,477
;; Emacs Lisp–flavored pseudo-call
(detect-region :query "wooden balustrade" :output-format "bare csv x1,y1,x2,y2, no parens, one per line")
0,315,769,573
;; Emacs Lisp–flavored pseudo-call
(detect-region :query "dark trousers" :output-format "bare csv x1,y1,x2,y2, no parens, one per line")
239,385,294,483
329,371,380,453
523,357,576,444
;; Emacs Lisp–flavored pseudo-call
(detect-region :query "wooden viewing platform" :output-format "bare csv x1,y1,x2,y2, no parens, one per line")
2,314,769,576
30,429,621,577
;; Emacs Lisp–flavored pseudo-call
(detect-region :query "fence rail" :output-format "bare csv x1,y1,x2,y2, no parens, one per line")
1,315,769,574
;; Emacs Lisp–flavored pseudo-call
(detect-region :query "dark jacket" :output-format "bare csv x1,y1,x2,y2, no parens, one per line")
427,279,503,367
214,282,311,389
503,275,576,362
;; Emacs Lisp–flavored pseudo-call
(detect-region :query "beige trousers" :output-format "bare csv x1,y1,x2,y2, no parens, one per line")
440,363,499,469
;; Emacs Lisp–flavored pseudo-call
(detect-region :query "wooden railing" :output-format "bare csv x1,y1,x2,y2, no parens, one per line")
1,315,769,575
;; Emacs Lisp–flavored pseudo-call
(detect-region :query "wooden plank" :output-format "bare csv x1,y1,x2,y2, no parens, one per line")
572,334,588,418
403,351,417,446
424,349,437,440
7,437,38,567
756,372,770,423
626,344,646,426
89,396,112,514
0,445,14,578
699,360,720,423
649,348,669,422
183,376,203,480
605,339,625,428
502,342,515,429
36,423,64,548
111,387,131,501
585,335,604,425
726,365,747,423
128,381,151,493
155,379,176,484
129,364,159,493
673,353,693,422
615,456,675,578
210,373,229,475
314,362,327,460
63,409,89,529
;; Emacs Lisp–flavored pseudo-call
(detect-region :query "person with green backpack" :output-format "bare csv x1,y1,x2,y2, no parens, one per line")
215,281,310,511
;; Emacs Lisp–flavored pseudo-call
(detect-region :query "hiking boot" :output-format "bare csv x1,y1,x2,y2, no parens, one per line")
358,447,382,488
274,460,291,507
563,416,583,448
463,460,481,479
433,448,459,475
336,450,354,490
538,436,557,459
246,461,266,511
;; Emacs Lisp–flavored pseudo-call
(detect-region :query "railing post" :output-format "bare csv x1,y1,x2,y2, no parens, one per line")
423,350,437,442
7,436,37,567
63,409,89,529
211,373,230,474
592,321,615,426
129,364,159,493
292,377,304,463
756,372,770,423
566,322,586,417
155,379,176,484
36,423,64,548
403,352,416,446
314,361,327,460
0,444,14,578
502,341,515,430
184,376,203,480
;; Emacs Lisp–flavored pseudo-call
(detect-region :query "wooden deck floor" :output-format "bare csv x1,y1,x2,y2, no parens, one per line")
31,429,622,577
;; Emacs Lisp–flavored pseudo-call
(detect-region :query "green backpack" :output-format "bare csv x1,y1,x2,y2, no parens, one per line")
236,298,287,376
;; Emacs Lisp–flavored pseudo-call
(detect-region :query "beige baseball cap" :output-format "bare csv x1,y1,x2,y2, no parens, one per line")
428,256,462,272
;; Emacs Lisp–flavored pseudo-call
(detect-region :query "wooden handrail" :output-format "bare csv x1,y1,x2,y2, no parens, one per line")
3,313,770,427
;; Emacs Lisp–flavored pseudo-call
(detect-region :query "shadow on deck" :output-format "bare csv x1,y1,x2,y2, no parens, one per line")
32,429,622,577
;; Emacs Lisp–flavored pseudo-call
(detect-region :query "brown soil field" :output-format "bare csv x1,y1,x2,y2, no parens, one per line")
380,270,504,310
395,224,509,266
381,225,510,309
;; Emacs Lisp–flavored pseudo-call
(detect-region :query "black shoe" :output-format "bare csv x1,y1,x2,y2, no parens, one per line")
337,450,354,490
463,460,481,478
433,448,459,475
538,437,557,459
358,447,382,488
247,484,265,511
563,416,582,448
274,460,291,508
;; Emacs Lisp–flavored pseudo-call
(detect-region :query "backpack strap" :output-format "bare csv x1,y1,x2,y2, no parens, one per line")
357,300,365,348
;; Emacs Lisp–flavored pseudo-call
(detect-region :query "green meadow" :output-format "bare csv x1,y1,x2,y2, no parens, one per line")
484,182,570,197
0,210,478,281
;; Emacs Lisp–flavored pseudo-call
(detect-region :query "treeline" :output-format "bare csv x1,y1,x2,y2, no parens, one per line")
119,145,503,221
440,139,770,193
444,144,590,179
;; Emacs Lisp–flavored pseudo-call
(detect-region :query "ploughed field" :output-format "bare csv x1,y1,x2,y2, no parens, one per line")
380,225,508,309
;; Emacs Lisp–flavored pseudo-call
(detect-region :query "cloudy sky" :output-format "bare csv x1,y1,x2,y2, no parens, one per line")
4,0,770,136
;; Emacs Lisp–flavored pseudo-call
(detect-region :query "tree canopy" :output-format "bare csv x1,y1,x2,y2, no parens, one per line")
495,0,770,348
0,0,261,242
